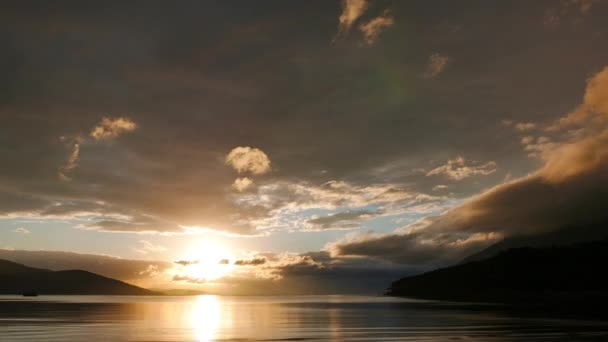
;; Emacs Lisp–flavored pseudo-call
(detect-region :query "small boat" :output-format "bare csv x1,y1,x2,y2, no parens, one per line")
22,291,38,297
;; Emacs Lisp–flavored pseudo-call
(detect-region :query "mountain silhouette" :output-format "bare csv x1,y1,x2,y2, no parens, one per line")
0,259,157,295
387,239,608,311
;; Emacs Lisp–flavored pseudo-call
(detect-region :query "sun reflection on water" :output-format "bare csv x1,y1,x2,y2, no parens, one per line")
190,295,221,342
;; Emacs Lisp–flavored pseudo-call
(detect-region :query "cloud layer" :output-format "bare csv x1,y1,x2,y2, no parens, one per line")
330,65,608,266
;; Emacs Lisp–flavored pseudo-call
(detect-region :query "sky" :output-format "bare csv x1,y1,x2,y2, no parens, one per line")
1,0,608,294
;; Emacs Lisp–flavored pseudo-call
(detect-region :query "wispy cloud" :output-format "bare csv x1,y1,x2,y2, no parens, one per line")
359,10,394,45
425,53,449,79
14,227,30,234
426,157,496,180
231,179,443,233
432,185,448,191
58,140,80,181
173,274,206,284
514,122,537,132
305,209,379,231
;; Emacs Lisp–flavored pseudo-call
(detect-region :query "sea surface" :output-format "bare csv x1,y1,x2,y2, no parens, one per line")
0,295,607,341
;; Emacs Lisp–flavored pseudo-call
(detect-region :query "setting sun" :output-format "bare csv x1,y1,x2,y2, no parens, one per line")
179,241,234,282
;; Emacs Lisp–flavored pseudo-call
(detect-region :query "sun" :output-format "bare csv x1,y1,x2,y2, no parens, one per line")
179,240,234,281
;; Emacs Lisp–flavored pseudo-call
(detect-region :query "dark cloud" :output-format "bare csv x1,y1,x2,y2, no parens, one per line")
234,258,266,266
175,260,198,266
172,275,205,284
329,229,497,266
305,209,379,230
3,1,606,237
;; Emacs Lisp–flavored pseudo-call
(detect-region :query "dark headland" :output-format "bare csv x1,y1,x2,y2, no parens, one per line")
0,259,157,295
386,237,608,316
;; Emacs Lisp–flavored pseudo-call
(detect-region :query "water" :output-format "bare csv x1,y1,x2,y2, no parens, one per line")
0,295,607,341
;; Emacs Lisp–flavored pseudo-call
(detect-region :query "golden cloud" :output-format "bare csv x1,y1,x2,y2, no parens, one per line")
426,157,496,180
359,10,394,45
335,0,368,39
225,146,271,175
232,177,254,192
90,117,137,140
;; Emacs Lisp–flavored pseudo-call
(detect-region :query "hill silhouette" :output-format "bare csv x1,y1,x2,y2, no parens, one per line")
387,239,608,310
0,259,157,295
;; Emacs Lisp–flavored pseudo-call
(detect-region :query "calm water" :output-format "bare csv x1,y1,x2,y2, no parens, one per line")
0,295,607,341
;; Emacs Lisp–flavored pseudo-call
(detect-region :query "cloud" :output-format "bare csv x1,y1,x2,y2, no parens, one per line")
218,259,229,265
425,53,449,79
173,274,205,284
232,177,254,192
328,230,499,265
231,179,441,233
2,2,605,244
432,185,448,191
14,227,30,234
175,260,199,266
271,254,325,276
359,10,394,45
58,141,80,181
78,216,185,234
90,117,137,140
335,0,368,39
539,128,608,183
521,136,534,145
60,116,136,180
225,146,271,175
426,157,497,180
235,180,418,213
234,257,266,266
551,66,608,130
305,209,379,231
522,136,558,158
134,240,167,254
514,122,537,131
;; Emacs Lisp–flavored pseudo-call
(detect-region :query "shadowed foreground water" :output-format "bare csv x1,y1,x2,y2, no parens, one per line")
0,295,607,341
